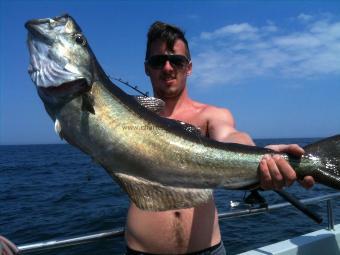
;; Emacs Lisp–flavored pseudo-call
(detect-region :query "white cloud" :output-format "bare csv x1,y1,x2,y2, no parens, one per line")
262,21,278,33
191,14,340,87
200,23,258,40
297,13,313,22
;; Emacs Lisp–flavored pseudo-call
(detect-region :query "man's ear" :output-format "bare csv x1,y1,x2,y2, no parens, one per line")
145,63,150,76
186,61,192,76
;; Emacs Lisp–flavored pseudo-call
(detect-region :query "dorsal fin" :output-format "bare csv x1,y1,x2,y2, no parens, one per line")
133,96,165,114
133,95,203,136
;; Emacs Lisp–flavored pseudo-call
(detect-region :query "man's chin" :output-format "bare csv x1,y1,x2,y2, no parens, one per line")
163,79,176,86
161,87,182,99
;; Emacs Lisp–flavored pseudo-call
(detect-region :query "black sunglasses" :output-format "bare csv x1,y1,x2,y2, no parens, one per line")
145,54,190,69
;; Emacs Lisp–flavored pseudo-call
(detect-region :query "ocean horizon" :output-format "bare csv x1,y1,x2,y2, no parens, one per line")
0,136,328,146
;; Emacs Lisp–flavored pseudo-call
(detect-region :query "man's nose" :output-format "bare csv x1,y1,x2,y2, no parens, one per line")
163,60,173,71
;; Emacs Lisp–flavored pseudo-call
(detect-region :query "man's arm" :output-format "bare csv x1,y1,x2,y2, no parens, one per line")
205,106,315,190
206,106,255,145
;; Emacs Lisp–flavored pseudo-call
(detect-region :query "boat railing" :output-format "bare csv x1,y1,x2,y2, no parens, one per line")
15,192,340,254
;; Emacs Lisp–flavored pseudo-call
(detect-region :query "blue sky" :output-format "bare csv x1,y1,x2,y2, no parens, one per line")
1,0,339,145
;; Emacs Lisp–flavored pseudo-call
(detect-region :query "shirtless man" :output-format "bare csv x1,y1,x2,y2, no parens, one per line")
125,21,315,255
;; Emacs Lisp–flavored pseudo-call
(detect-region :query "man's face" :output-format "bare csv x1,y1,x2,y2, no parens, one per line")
145,39,192,99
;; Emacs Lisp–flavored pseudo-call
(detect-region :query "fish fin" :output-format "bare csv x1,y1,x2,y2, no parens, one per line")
134,96,165,114
54,118,63,140
302,135,340,189
81,93,95,114
113,173,213,211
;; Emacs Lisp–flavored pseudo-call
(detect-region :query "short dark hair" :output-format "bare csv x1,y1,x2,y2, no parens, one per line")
145,21,191,61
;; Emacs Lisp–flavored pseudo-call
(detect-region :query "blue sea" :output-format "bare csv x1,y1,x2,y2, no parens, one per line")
1,138,339,255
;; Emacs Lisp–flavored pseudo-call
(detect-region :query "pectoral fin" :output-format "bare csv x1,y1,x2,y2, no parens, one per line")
81,93,95,114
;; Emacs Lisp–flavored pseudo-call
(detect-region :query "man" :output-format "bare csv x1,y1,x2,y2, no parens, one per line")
125,21,315,255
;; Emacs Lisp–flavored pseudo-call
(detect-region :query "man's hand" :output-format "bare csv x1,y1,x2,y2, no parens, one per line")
259,144,315,190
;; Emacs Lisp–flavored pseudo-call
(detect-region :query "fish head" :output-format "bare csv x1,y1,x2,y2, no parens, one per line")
25,14,94,106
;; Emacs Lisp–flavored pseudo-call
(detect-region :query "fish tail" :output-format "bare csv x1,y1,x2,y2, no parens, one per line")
302,135,340,189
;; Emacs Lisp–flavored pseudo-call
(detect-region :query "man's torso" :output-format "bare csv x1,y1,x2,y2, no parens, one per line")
125,102,222,254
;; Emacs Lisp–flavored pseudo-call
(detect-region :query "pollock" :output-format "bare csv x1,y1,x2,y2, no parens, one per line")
25,14,340,211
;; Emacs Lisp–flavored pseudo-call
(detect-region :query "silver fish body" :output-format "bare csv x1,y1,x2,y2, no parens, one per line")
25,14,340,211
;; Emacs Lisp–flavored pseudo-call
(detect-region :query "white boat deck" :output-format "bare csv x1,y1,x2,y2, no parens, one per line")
239,224,340,255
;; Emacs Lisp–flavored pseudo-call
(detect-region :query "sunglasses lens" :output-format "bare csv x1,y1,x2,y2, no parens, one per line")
168,55,188,68
147,55,167,69
147,55,189,69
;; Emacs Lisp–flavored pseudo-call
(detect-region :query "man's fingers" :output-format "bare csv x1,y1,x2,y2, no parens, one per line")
265,155,285,190
273,155,297,187
259,143,315,190
259,159,272,190
259,154,298,190
287,144,305,155
299,176,315,189
265,144,304,156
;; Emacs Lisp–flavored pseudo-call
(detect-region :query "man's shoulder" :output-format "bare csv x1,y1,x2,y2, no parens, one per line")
190,100,235,127
187,101,235,140
192,101,233,120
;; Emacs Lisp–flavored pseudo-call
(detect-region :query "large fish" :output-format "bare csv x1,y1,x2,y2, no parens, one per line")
25,14,340,211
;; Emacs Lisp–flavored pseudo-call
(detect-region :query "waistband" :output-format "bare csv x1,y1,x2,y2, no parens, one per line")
125,241,225,255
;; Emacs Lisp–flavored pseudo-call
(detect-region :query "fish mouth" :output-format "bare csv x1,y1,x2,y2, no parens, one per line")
38,78,90,98
25,14,68,26
25,14,70,40
25,14,91,101
25,14,71,26
26,14,90,89
25,20,50,41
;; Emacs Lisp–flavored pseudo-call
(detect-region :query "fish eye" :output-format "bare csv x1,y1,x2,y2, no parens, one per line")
74,33,86,46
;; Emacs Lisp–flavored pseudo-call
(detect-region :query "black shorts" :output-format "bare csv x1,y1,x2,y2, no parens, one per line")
125,241,226,255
